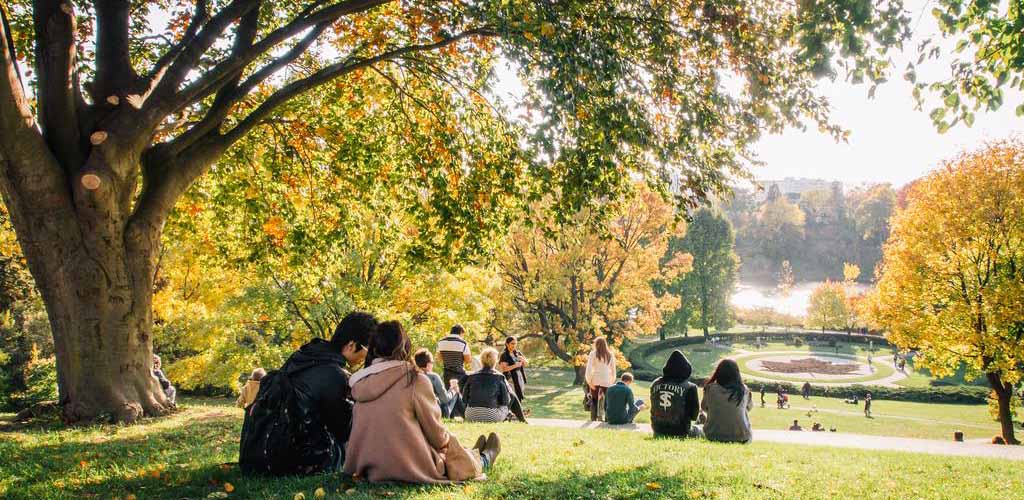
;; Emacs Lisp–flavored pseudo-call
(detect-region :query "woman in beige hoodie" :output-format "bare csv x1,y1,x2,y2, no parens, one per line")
344,321,501,483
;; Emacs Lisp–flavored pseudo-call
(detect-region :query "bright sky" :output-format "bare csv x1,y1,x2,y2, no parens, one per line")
753,1,1024,188
493,1,1024,189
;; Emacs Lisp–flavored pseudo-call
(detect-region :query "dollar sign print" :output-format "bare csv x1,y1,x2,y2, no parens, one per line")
658,391,672,410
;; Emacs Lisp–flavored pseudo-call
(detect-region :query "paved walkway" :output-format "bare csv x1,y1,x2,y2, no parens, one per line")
530,418,1024,461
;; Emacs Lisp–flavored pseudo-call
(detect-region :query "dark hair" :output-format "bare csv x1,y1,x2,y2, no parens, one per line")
705,359,747,406
593,336,611,363
331,311,378,350
504,336,517,353
450,324,465,336
366,321,412,366
621,373,634,383
413,348,433,369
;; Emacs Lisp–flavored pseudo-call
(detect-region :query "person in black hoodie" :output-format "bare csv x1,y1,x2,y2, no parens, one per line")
241,311,378,475
649,350,702,438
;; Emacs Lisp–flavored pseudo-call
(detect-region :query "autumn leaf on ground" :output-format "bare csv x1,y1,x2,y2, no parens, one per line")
646,482,662,491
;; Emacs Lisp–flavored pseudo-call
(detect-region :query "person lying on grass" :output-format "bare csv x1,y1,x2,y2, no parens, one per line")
345,321,501,483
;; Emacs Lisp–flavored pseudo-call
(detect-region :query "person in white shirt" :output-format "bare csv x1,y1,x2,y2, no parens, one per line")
584,336,617,422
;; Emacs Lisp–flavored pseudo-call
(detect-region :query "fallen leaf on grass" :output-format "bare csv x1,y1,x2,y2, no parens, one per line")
206,493,228,499
345,488,357,495
294,493,305,500
314,487,326,498
224,482,235,493
646,482,662,491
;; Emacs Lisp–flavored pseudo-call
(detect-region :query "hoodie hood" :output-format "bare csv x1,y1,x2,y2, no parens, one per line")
283,338,346,374
662,350,693,381
349,360,413,403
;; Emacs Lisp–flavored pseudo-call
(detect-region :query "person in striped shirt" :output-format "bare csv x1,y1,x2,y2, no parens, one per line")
437,325,473,390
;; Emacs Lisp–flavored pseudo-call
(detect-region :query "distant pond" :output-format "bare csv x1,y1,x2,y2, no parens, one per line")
731,282,870,317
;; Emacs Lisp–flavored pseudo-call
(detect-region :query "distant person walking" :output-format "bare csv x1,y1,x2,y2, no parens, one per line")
864,392,873,418
498,336,528,401
650,350,701,438
801,382,811,400
584,336,617,422
760,384,766,408
701,359,753,443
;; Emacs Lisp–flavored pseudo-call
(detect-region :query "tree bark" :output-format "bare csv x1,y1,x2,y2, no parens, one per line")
987,372,1020,445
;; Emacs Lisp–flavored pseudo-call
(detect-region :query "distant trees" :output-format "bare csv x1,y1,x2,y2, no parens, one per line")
806,281,848,332
727,182,896,283
659,209,738,339
866,141,1024,444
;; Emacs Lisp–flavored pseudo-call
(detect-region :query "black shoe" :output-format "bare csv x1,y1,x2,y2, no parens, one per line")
481,432,501,467
472,434,487,451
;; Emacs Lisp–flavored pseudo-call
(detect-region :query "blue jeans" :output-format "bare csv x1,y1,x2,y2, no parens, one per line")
439,394,462,419
624,399,643,424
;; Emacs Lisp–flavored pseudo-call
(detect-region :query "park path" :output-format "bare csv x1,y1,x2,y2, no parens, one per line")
528,418,1024,461
730,349,909,387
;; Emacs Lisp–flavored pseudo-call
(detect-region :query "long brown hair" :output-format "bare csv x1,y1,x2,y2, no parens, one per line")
704,359,746,406
593,336,611,363
367,321,415,385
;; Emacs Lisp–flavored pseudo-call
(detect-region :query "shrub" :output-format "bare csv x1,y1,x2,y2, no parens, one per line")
10,353,58,410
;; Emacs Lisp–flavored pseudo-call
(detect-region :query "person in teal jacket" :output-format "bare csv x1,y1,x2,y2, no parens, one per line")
605,373,645,424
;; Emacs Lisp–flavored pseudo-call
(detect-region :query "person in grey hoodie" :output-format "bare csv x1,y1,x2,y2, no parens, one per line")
649,350,701,438
701,359,753,443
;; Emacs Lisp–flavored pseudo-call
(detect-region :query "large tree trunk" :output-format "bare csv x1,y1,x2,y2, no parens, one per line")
988,372,1020,445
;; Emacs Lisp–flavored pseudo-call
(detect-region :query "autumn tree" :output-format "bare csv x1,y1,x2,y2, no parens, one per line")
806,280,848,333
867,140,1024,444
659,208,738,339
0,0,907,421
499,187,691,383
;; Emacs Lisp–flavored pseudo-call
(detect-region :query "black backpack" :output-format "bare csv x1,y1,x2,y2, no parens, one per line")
238,366,340,475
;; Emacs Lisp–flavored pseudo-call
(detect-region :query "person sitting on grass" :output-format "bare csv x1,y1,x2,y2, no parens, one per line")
239,311,377,475
152,354,176,405
701,359,753,444
236,367,266,409
650,350,701,438
789,419,803,431
605,373,645,425
464,348,530,423
345,321,500,483
811,422,824,432
413,349,462,419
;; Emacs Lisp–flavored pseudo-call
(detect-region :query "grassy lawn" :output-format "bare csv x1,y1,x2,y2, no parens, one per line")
1,400,1020,500
525,369,1001,441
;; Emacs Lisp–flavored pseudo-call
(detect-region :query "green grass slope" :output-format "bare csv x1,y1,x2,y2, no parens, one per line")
1,401,1020,500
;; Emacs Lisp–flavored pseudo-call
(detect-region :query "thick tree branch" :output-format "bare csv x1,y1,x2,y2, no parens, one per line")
144,0,261,116
220,27,497,147
93,0,137,97
34,0,84,171
167,18,331,155
155,0,391,117
146,0,210,83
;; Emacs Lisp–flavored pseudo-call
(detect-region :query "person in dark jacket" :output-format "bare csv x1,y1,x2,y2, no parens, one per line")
498,336,528,401
649,350,701,438
413,348,462,418
605,373,645,425
463,348,528,423
273,311,378,473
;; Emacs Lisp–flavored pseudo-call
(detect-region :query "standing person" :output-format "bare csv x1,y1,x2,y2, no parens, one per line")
584,337,617,422
236,367,266,409
650,350,701,438
864,392,873,418
463,348,529,423
801,381,812,400
345,321,500,483
413,349,462,419
759,384,766,408
605,373,645,425
437,325,473,391
701,359,753,443
239,311,377,475
152,355,177,405
498,336,528,401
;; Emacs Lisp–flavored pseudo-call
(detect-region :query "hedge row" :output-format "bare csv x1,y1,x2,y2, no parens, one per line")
625,335,989,405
